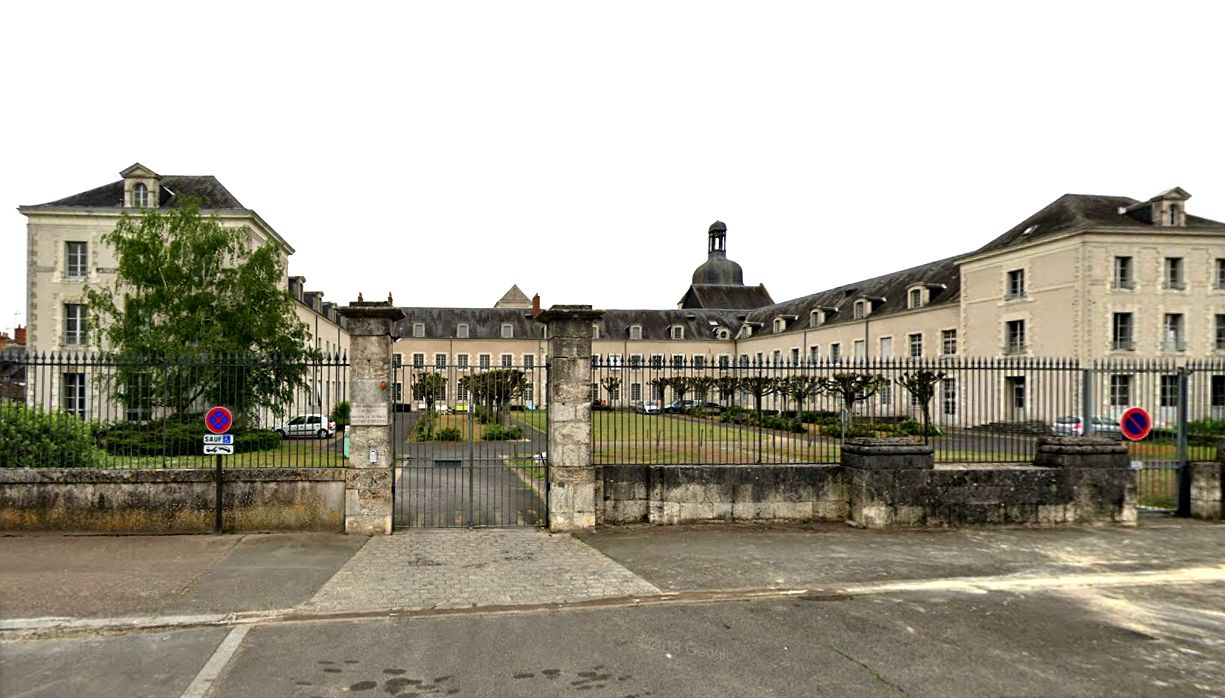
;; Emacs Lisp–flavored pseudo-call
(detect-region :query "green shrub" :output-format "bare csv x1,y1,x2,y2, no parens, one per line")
331,400,351,427
896,419,945,437
801,411,840,425
482,424,523,441
413,414,435,442
95,416,281,455
0,404,105,468
474,406,491,424
435,426,463,442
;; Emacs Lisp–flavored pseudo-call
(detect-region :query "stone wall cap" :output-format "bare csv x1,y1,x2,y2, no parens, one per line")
1036,436,1128,454
536,305,606,324
337,302,406,321
842,437,934,456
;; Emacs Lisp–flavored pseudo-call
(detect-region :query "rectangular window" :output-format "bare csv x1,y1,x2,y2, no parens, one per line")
908,333,922,358
652,382,664,400
501,324,514,339
1165,257,1185,290
717,354,730,370
501,354,513,368
66,241,87,279
879,337,893,360
479,354,491,369
771,350,781,366
1112,313,1134,351
1212,376,1225,407
591,353,601,368
791,348,800,364
591,325,600,339
830,343,841,362
124,373,152,422
412,323,425,338
1006,269,1026,299
591,383,600,401
456,354,469,368
879,384,892,405
852,302,865,320
393,353,403,368
671,354,685,369
412,353,425,368
1109,374,1133,407
941,330,957,356
1163,313,1185,352
523,354,534,370
456,324,469,338
809,345,820,362
692,355,705,369
853,340,866,359
671,326,684,340
1114,256,1135,289
756,352,765,367
650,354,664,369
942,378,957,416
909,288,923,309
1009,377,1027,410
63,304,86,346
1160,375,1179,407
629,354,643,369
1216,315,1225,351
608,354,623,370
739,354,750,367
1005,320,1026,354
630,383,642,401
630,326,642,340
1217,259,1225,290
61,373,86,418
435,353,447,368
392,382,403,403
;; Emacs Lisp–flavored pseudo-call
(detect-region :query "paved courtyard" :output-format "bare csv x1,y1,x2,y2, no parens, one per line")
302,529,661,613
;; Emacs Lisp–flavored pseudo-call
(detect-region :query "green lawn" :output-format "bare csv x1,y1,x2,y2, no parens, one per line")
70,440,347,469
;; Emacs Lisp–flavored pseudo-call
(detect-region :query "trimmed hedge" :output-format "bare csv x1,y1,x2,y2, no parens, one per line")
95,417,280,456
482,424,523,441
0,404,105,468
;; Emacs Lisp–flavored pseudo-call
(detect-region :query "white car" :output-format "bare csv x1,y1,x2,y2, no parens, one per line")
636,400,661,414
275,414,336,439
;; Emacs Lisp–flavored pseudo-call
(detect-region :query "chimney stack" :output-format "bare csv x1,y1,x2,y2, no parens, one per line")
531,293,541,319
14,326,26,346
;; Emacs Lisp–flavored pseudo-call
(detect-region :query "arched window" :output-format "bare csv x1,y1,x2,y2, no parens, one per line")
133,182,149,208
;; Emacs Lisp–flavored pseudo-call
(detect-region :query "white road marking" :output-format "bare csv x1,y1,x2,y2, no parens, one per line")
179,624,252,698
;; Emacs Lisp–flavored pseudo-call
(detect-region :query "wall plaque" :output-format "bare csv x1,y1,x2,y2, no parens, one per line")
350,404,389,426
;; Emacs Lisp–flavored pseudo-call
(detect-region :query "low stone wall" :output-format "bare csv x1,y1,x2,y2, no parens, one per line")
0,468,345,533
599,438,1137,529
1189,461,1224,521
599,465,847,525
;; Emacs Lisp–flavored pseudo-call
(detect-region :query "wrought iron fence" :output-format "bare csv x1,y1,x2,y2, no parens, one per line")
589,356,1225,479
0,350,348,469
390,361,548,527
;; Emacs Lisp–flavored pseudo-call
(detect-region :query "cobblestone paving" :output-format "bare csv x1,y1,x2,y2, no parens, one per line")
303,529,661,612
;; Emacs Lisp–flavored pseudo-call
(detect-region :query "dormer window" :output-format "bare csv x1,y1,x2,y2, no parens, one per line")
629,325,642,340
456,323,469,338
852,301,866,320
716,328,730,340
908,288,923,309
810,310,821,327
739,325,753,339
412,323,425,338
133,183,149,208
671,326,684,340
591,325,600,339
501,324,514,339
773,318,787,333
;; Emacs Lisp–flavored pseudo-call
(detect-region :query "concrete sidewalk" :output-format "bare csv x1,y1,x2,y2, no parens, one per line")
1,514,1223,636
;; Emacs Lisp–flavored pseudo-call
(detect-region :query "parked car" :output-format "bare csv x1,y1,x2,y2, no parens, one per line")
1051,416,1124,439
663,399,701,413
274,414,336,439
636,400,661,414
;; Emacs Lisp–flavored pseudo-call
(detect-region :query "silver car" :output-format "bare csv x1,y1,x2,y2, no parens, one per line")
636,400,661,415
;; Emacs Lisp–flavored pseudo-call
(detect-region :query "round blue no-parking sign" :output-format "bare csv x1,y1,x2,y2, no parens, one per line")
1119,407,1152,441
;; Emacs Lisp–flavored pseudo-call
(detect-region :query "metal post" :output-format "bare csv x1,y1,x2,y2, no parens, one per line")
1081,369,1094,438
1176,368,1191,517
215,453,223,533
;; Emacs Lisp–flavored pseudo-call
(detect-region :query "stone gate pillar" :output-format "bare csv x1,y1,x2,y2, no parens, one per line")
537,304,604,532
337,300,405,535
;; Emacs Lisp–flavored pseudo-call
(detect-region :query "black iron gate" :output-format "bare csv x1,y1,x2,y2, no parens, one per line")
392,361,548,527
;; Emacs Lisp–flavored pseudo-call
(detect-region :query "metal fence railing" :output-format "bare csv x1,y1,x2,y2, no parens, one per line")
589,356,1225,475
0,351,348,469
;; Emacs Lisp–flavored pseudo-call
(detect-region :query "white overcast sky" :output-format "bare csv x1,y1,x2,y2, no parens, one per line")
4,1,1224,337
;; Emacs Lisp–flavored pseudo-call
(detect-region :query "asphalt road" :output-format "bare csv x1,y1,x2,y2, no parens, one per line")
5,580,1224,698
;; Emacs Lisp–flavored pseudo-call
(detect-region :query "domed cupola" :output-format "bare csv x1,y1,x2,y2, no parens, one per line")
690,220,744,285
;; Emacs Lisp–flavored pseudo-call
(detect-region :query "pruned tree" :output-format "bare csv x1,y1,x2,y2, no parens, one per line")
459,368,526,426
412,372,448,439
816,373,888,441
781,375,819,417
669,376,694,404
600,375,622,407
895,370,947,440
738,375,778,414
82,194,312,424
716,376,740,410
690,376,716,407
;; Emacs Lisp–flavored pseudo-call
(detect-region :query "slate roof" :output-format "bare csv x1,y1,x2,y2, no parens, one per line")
494,284,532,309
679,284,774,310
395,308,546,340
971,193,1225,257
594,308,745,341
24,176,246,210
745,256,961,337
